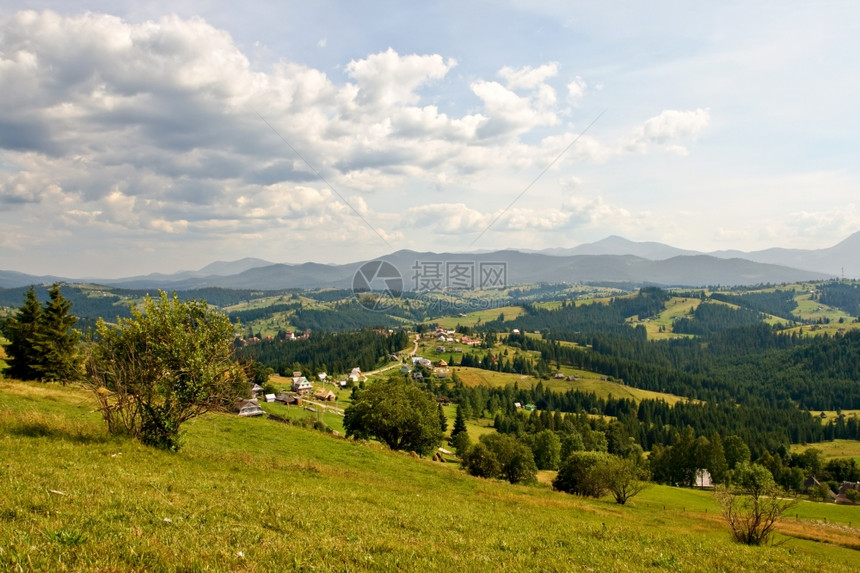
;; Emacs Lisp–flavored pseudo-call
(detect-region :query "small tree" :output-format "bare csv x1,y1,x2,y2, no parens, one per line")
461,434,537,484
461,442,501,478
85,292,246,451
808,482,832,502
531,429,562,470
599,456,650,505
554,451,608,497
481,433,537,484
451,430,472,455
715,462,797,545
344,376,442,455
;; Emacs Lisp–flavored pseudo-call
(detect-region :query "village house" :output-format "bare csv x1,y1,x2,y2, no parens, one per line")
314,389,336,402
291,376,313,394
236,398,264,417
695,469,714,488
275,393,301,406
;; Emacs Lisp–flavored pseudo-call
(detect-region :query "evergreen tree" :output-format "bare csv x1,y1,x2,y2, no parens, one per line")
2,287,42,380
32,284,80,382
451,404,468,438
438,404,448,433
708,432,729,485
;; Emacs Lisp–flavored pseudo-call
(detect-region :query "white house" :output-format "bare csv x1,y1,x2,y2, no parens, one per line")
291,376,313,394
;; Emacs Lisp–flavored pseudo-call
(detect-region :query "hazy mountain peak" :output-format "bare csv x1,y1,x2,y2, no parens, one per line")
197,258,274,276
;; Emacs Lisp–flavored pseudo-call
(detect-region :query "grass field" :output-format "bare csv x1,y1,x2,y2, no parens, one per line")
634,296,702,340
793,293,854,323
806,411,860,424
454,365,692,405
793,439,860,463
2,380,859,571
432,305,525,329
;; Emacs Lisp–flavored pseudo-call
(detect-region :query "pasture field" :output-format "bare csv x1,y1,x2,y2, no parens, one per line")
454,365,692,405
793,439,860,463
805,411,860,425
1,380,858,572
793,294,854,323
432,305,525,329
634,295,702,340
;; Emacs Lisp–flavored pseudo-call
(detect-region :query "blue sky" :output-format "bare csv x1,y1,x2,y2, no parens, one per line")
1,1,858,277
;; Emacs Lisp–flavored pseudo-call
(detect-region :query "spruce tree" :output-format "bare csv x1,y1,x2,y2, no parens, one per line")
2,287,42,380
449,404,471,453
438,403,448,433
32,283,80,382
708,432,729,485
451,404,467,438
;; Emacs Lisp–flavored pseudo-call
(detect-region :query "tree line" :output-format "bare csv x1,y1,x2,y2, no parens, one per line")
237,329,410,376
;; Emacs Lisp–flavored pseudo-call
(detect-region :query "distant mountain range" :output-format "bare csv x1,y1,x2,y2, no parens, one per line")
4,233,857,291
541,232,860,277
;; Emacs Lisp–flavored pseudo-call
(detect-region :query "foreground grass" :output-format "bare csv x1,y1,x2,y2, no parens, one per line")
1,381,858,572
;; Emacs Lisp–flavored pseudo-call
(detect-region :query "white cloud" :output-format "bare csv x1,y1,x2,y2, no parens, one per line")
0,9,732,275
471,80,558,138
499,62,559,89
345,47,456,109
567,76,587,100
625,108,710,153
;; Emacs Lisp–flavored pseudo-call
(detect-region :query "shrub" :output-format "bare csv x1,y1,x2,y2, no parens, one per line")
84,292,246,451
715,462,797,545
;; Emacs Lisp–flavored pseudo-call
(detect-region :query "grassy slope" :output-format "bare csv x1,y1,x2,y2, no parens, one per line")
1,381,858,572
454,365,692,406
793,439,860,464
432,305,525,329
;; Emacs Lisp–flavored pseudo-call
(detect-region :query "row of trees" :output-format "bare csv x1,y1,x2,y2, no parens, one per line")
1,284,80,382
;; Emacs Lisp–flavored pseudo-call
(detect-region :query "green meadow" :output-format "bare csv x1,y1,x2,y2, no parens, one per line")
793,439,860,463
1,380,859,572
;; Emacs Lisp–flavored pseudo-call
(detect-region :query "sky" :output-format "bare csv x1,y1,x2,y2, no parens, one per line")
1,0,859,278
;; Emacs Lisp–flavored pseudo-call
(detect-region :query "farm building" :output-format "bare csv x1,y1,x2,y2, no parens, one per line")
236,398,264,417
291,376,313,394
314,390,336,402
